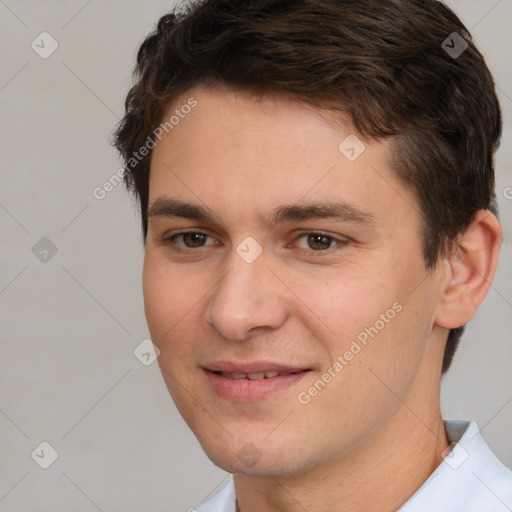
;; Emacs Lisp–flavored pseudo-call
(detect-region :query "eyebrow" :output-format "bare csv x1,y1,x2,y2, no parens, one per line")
146,197,376,227
266,202,376,226
147,198,219,222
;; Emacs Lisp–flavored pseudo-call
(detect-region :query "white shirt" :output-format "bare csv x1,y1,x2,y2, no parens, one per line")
195,420,512,512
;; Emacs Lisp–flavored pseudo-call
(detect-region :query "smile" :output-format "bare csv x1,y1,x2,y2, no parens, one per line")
218,371,296,380
204,365,311,401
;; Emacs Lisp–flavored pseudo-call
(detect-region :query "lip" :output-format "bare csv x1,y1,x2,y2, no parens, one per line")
203,361,312,402
203,361,309,374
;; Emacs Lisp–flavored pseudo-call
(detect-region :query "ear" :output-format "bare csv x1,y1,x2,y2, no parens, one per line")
435,210,502,329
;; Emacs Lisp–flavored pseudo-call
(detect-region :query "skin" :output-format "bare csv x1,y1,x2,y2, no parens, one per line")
143,84,502,512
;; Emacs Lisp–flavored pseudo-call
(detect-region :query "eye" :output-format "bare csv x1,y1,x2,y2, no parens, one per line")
294,232,344,251
165,231,216,248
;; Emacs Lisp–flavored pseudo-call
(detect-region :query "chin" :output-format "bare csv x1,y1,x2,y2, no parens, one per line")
205,451,303,478
196,431,317,478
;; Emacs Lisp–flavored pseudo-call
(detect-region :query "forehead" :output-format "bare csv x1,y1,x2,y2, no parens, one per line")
148,85,418,229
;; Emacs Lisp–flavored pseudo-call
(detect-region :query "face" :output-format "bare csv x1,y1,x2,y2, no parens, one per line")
143,85,446,477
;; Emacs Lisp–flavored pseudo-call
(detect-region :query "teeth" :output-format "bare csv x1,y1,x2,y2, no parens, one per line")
219,371,295,380
247,373,265,380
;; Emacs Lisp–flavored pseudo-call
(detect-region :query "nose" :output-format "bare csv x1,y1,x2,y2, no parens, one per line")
205,251,289,341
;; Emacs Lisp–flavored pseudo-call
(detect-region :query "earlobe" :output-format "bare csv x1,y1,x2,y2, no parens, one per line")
435,210,502,329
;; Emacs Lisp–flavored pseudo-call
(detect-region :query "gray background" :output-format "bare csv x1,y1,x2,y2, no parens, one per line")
0,1,510,510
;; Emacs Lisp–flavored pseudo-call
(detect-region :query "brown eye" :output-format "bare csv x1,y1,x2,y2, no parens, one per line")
181,233,208,247
162,231,218,251
306,233,335,251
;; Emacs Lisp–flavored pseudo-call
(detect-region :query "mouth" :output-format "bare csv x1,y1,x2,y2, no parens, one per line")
203,362,312,401
216,370,298,380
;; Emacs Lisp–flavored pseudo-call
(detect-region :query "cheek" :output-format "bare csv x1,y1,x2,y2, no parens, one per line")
290,258,429,373
143,255,170,336
142,254,197,349
292,266,396,344
143,255,202,409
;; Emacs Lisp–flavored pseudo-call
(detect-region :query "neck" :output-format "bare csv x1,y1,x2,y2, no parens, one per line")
234,399,448,512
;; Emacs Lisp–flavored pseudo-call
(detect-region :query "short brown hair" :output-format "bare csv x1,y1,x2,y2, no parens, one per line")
113,0,502,373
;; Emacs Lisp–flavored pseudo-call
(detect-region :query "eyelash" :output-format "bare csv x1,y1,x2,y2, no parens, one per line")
161,230,348,255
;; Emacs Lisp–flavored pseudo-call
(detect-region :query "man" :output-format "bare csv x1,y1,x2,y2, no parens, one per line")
114,0,511,510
